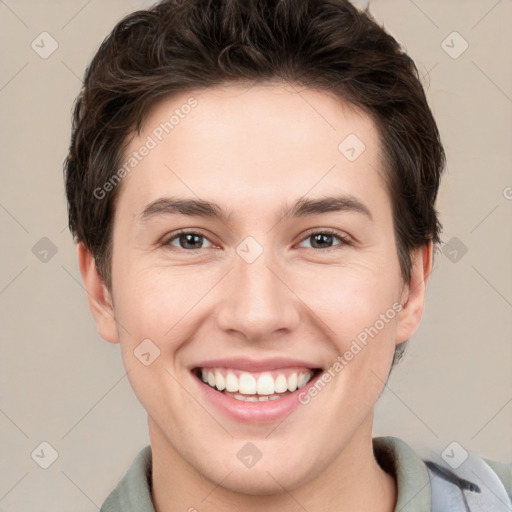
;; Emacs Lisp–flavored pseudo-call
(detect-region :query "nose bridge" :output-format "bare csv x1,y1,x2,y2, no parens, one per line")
237,246,279,306
215,235,300,340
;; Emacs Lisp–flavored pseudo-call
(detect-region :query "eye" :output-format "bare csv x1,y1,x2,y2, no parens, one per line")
297,229,352,250
164,230,214,251
162,228,352,252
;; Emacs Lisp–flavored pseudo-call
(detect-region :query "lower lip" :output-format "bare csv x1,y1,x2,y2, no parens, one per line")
192,371,322,424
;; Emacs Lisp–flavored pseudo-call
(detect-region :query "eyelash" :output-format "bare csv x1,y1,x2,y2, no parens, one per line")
162,228,352,252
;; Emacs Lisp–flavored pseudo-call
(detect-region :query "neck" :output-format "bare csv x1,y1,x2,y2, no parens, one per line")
149,414,397,512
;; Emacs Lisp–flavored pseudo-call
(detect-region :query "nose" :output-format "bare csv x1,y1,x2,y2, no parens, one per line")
214,244,301,343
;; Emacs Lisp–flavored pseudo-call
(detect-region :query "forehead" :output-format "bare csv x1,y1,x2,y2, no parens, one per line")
116,82,389,223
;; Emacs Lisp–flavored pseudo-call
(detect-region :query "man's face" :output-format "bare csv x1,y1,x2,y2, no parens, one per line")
99,82,418,493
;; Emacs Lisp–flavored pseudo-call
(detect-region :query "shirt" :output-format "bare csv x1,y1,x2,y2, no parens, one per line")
100,436,512,511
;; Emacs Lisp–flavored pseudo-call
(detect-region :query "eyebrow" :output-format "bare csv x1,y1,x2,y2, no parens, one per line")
140,194,373,223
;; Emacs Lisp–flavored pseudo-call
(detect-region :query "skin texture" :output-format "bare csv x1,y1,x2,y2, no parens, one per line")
79,82,432,512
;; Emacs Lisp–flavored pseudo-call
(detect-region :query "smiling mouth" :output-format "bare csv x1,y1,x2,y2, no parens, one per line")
192,367,323,402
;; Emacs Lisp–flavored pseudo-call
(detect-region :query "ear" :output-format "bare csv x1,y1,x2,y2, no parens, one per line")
77,243,119,344
395,241,433,344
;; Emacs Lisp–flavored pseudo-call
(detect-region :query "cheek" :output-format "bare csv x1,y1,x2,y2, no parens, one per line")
117,271,184,338
112,262,217,371
299,264,400,344
112,267,194,419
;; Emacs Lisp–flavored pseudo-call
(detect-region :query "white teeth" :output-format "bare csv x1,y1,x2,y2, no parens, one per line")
225,372,238,392
230,393,281,402
232,394,257,402
215,370,225,391
274,374,288,393
256,373,274,395
298,372,313,389
297,373,307,389
239,373,257,394
199,368,315,397
287,373,298,392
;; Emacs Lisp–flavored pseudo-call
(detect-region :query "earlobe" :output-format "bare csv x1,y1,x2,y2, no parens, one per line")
77,243,120,344
395,242,433,344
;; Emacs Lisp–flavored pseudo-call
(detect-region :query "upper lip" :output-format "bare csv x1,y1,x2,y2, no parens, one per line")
189,357,323,372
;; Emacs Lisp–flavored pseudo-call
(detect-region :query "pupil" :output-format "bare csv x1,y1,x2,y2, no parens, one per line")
182,234,202,249
313,233,332,248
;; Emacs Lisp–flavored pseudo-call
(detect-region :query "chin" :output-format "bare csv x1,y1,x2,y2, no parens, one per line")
216,466,308,496
194,450,319,497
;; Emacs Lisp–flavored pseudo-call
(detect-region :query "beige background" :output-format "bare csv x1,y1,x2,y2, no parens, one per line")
1,0,511,510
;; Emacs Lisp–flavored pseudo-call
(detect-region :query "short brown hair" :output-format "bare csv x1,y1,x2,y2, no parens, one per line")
64,0,446,367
